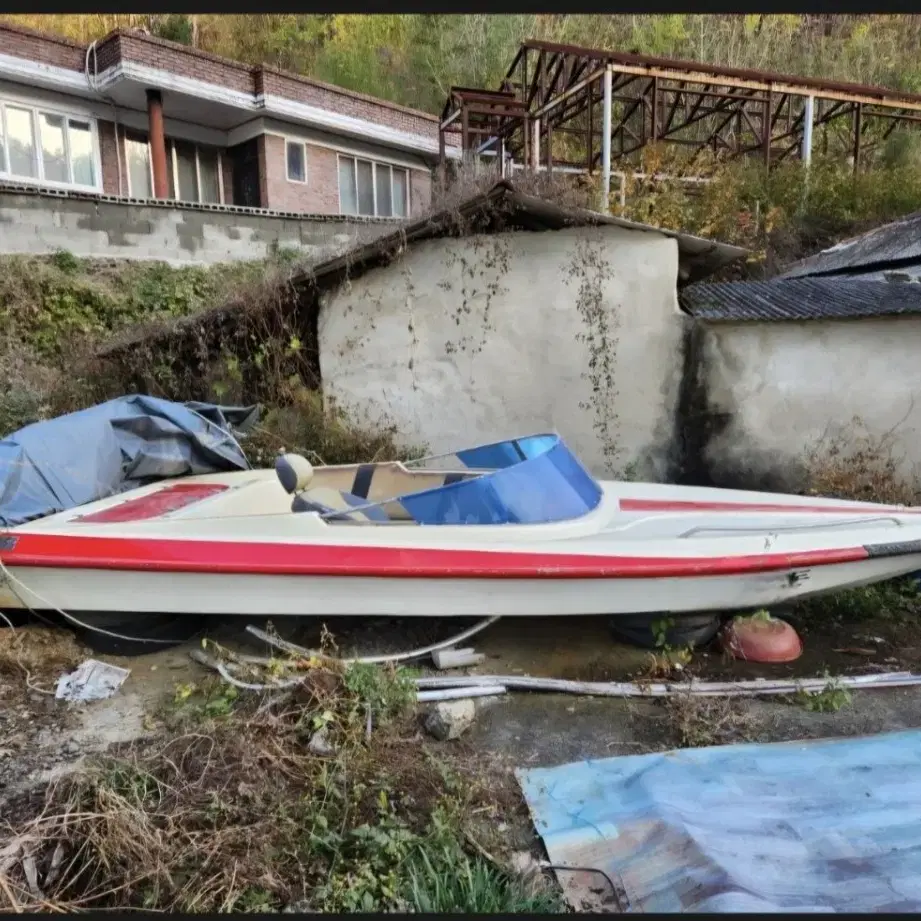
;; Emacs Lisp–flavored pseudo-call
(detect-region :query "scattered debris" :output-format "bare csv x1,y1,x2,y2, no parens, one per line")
424,699,477,741
432,647,486,670
55,659,130,702
246,616,501,666
417,685,507,703
308,728,335,756
415,670,921,698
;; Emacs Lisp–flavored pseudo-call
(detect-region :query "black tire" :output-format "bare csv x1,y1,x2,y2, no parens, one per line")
609,611,723,649
49,610,206,657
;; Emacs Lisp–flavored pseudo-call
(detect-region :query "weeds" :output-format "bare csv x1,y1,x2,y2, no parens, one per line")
1,651,548,914
663,693,756,748
795,675,853,713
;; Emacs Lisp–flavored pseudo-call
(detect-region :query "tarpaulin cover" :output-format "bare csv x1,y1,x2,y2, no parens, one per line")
0,395,259,527
518,729,921,913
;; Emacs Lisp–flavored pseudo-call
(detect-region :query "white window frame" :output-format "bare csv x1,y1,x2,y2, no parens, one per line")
285,139,308,184
121,127,155,199
0,98,102,192
337,153,410,218
121,131,225,204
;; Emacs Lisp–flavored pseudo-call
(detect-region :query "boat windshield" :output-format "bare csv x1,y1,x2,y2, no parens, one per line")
397,434,602,525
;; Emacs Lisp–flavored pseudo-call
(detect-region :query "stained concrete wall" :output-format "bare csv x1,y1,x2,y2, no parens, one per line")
699,316,921,488
0,188,397,265
318,226,685,479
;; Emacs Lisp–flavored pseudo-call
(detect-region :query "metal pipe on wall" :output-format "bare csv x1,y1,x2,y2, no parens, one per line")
601,65,613,213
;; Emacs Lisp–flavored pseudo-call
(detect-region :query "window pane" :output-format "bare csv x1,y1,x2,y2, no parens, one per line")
175,140,198,201
338,157,357,214
392,168,408,218
68,119,95,186
356,159,374,216
7,106,36,178
199,147,221,203
0,110,6,174
125,132,151,198
39,113,67,182
286,141,305,182
375,164,392,217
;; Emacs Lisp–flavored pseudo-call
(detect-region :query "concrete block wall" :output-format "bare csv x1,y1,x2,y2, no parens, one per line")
0,186,398,266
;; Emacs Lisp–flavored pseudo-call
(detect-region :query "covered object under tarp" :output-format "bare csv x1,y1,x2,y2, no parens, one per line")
0,396,258,527
518,729,921,913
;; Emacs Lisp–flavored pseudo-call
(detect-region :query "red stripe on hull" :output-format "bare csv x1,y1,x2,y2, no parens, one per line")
0,532,870,579
619,498,921,515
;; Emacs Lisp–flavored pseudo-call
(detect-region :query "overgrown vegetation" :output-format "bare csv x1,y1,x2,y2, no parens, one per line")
1,652,558,913
0,250,421,467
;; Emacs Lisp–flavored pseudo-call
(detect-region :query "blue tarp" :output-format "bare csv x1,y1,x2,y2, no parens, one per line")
0,396,258,527
518,729,921,913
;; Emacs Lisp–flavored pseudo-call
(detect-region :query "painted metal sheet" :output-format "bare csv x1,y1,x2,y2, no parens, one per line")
518,729,921,913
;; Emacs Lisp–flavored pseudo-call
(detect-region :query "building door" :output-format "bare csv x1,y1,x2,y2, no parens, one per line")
228,138,261,208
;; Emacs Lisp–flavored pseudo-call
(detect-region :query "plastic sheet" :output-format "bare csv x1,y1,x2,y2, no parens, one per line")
518,729,921,912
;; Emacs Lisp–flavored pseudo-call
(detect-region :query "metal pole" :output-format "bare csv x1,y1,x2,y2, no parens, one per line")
601,64,612,213
801,94,814,166
531,117,541,171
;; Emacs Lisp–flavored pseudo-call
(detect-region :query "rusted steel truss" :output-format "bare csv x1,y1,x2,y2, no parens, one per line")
439,38,921,175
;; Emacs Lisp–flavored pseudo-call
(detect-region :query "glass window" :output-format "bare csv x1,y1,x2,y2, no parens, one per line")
7,106,36,178
174,140,198,201
68,119,95,186
375,163,392,217
356,159,374,216
286,140,305,183
392,168,408,218
338,157,357,215
125,131,151,198
40,112,67,183
198,146,221,203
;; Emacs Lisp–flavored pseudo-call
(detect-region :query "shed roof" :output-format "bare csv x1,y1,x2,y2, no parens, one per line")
680,276,921,323
783,211,921,279
289,180,747,291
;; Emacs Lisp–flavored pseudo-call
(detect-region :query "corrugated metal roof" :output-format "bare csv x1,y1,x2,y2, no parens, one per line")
680,277,921,322
783,212,921,279
289,180,748,291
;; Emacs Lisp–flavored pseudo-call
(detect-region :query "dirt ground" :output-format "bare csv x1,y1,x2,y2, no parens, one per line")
4,606,921,808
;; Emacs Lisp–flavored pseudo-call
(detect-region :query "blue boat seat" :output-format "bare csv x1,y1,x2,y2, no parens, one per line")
292,486,390,522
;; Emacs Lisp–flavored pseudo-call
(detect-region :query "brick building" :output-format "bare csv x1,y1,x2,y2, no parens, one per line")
0,21,451,217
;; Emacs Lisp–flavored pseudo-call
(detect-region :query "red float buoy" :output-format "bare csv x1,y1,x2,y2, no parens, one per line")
721,611,803,663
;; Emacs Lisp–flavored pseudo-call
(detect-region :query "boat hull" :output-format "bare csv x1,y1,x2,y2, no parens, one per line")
3,550,920,617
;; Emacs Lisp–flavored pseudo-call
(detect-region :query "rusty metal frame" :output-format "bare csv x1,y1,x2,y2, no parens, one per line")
439,38,921,176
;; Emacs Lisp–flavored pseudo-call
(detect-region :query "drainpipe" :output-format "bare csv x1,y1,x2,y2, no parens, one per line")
146,89,170,199
601,64,613,213
801,95,814,166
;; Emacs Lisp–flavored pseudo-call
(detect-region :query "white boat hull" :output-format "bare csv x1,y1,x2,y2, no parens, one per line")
3,466,921,619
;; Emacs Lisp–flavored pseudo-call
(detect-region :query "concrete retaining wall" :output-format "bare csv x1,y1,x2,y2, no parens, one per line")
0,186,397,265
318,226,685,480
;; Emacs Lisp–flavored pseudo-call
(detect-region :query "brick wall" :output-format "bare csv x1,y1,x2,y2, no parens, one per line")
0,21,86,71
260,135,340,213
115,31,253,94
259,69,438,141
97,119,121,196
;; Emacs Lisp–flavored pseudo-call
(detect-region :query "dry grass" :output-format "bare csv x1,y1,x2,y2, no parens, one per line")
0,658,556,914
662,693,757,749
803,415,921,506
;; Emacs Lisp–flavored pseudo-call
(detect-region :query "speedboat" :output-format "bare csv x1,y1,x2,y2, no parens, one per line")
2,432,921,619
